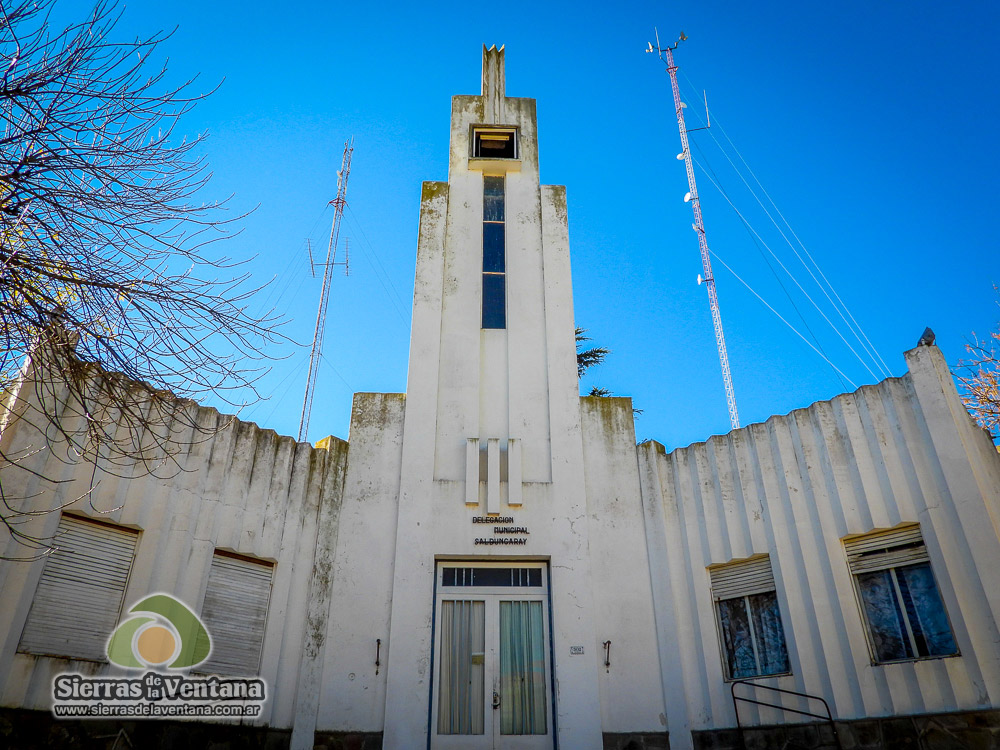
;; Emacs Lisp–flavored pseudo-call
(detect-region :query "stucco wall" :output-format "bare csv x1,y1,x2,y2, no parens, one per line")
638,343,1000,749
580,396,669,734
0,350,347,730
380,84,605,748
315,392,405,735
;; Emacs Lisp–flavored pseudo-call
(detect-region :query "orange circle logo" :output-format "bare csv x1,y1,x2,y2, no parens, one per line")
135,625,177,665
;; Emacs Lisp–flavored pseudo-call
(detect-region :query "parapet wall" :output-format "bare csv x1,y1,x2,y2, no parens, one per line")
0,348,349,730
638,343,1000,743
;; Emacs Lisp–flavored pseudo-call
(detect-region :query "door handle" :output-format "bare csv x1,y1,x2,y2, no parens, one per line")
492,691,501,710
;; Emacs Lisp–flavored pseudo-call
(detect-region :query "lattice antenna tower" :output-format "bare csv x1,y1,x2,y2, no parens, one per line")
298,138,354,442
648,31,740,430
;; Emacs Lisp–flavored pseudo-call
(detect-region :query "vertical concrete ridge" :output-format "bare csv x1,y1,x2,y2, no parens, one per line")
0,361,350,726
580,396,666,734
636,359,1000,735
481,44,505,124
289,434,348,749
637,440,690,746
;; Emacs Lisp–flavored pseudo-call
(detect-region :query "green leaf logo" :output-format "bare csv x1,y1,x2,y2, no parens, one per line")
107,594,211,669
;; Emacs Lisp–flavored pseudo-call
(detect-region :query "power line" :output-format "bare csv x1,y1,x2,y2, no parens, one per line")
709,250,859,390
693,157,882,382
690,139,848,391
710,114,893,377
343,205,411,326
676,67,891,380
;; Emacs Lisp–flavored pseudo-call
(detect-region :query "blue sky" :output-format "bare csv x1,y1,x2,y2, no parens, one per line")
109,0,999,449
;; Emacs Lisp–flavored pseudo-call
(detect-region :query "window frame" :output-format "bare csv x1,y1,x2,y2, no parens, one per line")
844,526,960,665
17,513,139,663
470,126,519,161
195,549,275,677
481,174,506,329
708,555,792,682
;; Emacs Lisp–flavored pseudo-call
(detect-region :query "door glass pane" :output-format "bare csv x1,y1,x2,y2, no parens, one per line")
437,600,485,735
895,563,957,657
858,569,913,661
499,600,546,735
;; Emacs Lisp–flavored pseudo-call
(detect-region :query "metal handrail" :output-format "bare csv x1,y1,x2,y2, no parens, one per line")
730,680,842,750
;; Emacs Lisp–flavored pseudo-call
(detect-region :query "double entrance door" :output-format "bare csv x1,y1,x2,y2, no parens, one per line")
431,562,552,749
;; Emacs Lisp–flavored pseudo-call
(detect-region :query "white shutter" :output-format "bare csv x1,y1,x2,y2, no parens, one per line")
198,552,274,676
709,555,776,601
845,524,928,574
18,515,138,661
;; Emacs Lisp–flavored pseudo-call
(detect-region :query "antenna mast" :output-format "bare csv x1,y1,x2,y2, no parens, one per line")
649,32,740,430
298,138,354,442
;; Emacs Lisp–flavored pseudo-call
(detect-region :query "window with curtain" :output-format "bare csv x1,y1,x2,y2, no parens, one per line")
709,555,790,680
845,525,958,663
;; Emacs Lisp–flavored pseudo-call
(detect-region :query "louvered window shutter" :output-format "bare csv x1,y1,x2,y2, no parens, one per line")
18,515,138,661
709,555,776,601
198,552,274,676
845,525,928,574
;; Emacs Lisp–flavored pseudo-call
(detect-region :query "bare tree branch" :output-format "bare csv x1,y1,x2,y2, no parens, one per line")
956,289,1000,438
0,0,288,557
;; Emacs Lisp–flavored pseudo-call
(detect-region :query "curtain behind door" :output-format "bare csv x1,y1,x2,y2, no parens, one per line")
499,600,547,735
437,600,485,734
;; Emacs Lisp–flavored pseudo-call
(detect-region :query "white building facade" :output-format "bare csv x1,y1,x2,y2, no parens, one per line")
2,46,1000,750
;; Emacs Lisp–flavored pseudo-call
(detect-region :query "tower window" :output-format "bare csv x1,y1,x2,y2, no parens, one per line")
473,128,517,159
482,176,506,329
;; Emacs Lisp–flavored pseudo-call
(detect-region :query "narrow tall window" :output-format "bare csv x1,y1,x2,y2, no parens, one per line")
709,555,790,680
482,175,505,329
845,525,958,663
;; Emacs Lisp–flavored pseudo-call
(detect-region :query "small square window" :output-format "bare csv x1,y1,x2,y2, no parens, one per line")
473,129,517,159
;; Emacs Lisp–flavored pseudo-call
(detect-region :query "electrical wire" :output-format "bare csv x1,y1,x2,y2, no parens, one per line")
244,352,311,427
699,115,891,378
344,205,411,326
320,352,354,392
709,114,893,377
676,70,891,379
709,250,858,390
691,139,849,391
693,155,882,382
